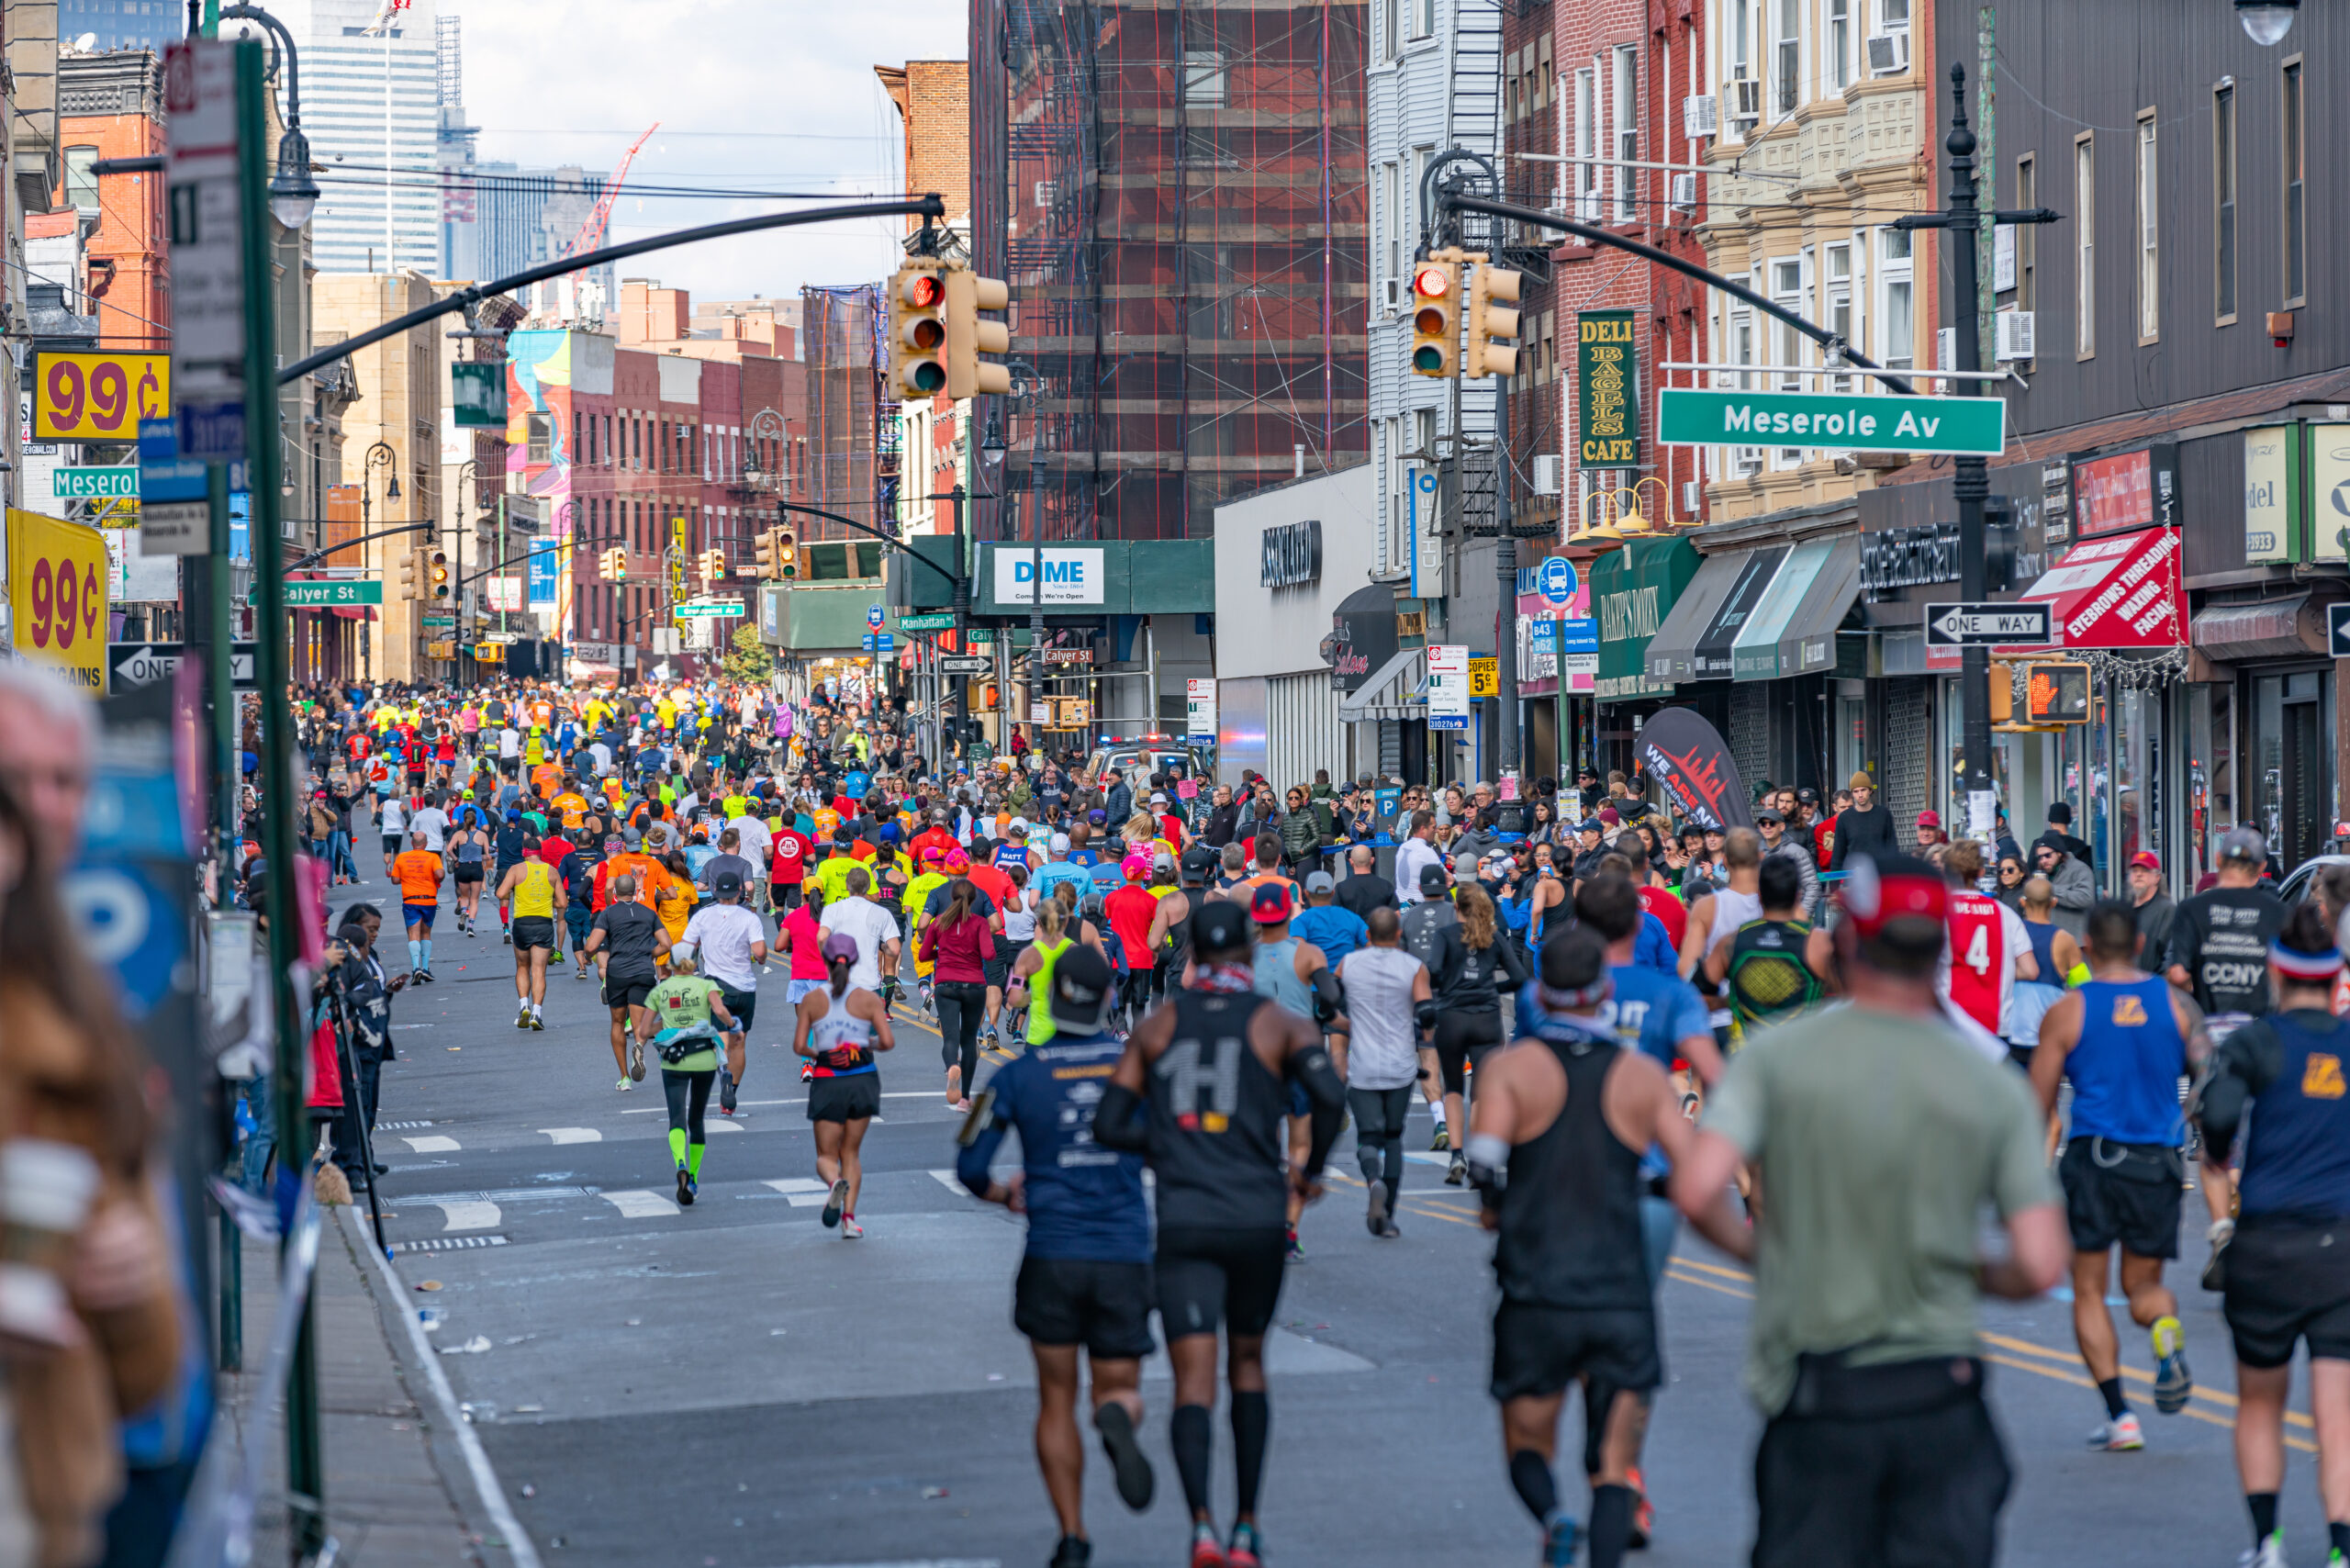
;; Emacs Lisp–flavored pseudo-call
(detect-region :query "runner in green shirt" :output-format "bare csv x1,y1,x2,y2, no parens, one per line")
646,947,737,1207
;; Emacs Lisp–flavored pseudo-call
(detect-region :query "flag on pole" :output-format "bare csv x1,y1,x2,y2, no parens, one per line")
361,0,411,35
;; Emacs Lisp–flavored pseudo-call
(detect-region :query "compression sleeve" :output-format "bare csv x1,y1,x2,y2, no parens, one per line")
955,1067,1015,1197
1310,967,1346,1025
2195,1024,2281,1162
1287,1040,1348,1178
1092,1079,1149,1153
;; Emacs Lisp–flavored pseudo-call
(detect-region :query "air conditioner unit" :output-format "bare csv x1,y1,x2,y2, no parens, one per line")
1735,452,1764,477
1682,480,1701,516
1574,189,1603,223
1531,454,1561,496
1669,173,1698,211
1683,95,1719,139
1937,326,1955,372
1034,180,1056,209
1865,30,1908,75
1731,77,1762,121
1996,309,2036,362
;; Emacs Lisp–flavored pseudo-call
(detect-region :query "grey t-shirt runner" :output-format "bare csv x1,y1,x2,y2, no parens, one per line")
1338,946,1425,1091
1699,1002,2057,1415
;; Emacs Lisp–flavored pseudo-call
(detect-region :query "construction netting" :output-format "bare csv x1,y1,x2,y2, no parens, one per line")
800,283,891,536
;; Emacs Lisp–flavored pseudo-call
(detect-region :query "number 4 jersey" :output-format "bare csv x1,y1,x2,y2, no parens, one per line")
1942,889,2033,1038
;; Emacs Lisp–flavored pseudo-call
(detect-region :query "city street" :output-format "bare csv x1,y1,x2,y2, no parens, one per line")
332,868,2300,1568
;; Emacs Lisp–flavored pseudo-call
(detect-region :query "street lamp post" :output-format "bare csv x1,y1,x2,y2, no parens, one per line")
979,410,1009,746
361,439,398,680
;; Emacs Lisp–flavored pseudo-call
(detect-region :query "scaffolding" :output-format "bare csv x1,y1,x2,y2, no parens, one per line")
800,284,893,536
972,0,1369,543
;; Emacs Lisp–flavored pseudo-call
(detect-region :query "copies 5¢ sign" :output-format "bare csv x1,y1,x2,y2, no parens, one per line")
33,352,170,442
8,510,108,689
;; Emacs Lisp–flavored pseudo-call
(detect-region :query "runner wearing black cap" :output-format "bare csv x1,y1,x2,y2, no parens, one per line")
1246,879,1349,1261
1093,898,1348,1568
957,943,1157,1568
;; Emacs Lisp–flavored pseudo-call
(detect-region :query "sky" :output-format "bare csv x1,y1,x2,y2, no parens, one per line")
444,0,964,306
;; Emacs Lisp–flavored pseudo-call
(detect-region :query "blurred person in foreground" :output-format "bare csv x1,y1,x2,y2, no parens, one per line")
1673,852,2066,1568
0,780,182,1566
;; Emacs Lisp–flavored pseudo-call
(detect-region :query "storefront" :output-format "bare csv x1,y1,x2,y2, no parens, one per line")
1590,534,1698,780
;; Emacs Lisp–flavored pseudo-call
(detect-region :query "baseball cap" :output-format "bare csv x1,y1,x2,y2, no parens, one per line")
2220,826,2266,864
1051,831,1071,854
920,846,947,869
712,868,745,896
1250,881,1293,924
1008,818,1029,837
1192,899,1251,957
820,932,861,965
1149,791,1168,806
1755,805,1785,824
1046,943,1117,1034
1838,852,1948,939
943,847,970,872
1122,852,1152,880
1576,818,1603,834
1304,869,1336,894
1151,850,1176,875
1418,862,1450,895
2130,851,2163,872
1180,845,1217,884
1089,809,1107,825
1916,810,1941,828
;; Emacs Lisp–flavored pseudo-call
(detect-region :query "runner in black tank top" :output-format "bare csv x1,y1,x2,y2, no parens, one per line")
1466,926,1751,1568
1094,900,1347,1568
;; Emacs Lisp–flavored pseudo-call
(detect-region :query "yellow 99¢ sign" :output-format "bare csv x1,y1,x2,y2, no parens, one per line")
33,351,170,442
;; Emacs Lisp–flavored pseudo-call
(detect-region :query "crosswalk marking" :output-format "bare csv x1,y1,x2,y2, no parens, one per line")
602,1189,680,1219
927,1169,972,1194
402,1135,462,1154
1402,1150,1450,1167
763,1178,832,1208
428,1199,501,1232
705,1119,744,1133
538,1127,601,1145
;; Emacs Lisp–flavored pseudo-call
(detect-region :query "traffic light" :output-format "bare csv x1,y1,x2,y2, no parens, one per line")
397,548,420,601
1410,248,1463,377
776,529,799,580
1463,257,1523,380
946,264,1013,399
428,550,450,600
2023,662,2092,723
889,262,949,398
753,529,778,578
699,548,726,584
1988,660,2013,724
599,546,627,581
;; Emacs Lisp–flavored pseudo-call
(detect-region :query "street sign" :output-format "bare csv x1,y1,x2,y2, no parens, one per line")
867,603,886,630
674,598,745,619
450,362,503,428
420,612,454,630
862,633,895,653
140,499,208,556
163,40,248,451
53,465,140,499
2331,602,2350,659
34,353,170,443
569,641,618,666
1657,387,2008,457
1924,601,2052,647
108,641,255,691
1470,655,1498,698
282,579,383,608
938,655,990,675
1043,646,1093,665
1427,644,1470,731
1187,677,1217,739
899,611,957,632
1536,554,1577,607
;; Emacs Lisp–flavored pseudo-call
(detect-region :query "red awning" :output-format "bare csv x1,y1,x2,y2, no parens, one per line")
2007,527,2184,651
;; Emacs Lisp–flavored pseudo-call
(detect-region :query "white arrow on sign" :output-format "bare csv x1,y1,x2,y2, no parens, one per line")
1923,602,2053,646
938,655,991,675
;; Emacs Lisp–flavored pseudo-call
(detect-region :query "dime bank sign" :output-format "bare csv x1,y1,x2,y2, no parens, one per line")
994,546,1106,605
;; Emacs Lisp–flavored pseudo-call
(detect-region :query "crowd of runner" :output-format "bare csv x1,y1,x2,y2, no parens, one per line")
216,666,2350,1568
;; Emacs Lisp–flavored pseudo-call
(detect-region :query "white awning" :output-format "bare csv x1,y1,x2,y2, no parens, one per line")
1338,645,1428,722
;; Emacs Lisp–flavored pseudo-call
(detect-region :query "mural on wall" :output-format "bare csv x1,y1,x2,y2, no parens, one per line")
507,330,576,629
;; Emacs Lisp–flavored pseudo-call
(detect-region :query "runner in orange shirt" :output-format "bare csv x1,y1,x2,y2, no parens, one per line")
393,830,446,982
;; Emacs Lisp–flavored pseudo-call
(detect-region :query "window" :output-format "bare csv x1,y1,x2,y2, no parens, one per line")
2213,84,2236,323
2282,58,2304,306
1613,46,1639,221
1729,0,1760,136
1776,0,1800,115
1826,242,1854,389
527,412,552,464
1181,51,1226,106
1382,0,1397,60
2075,133,2096,357
1773,259,1804,390
1382,162,1401,309
1574,69,1598,218
1413,0,1433,39
2136,112,2158,342
63,145,97,213
1828,0,1852,91
1879,0,1908,26
1880,227,1914,371
2016,155,2037,315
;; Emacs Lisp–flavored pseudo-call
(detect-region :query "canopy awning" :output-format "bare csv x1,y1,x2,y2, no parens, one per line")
2190,593,2327,663
1338,645,1428,722
1641,551,1746,687
2007,527,2185,651
1740,535,1859,680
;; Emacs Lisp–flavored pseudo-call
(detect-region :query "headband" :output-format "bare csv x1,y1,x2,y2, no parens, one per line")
2269,941,2344,982
1535,972,1615,1014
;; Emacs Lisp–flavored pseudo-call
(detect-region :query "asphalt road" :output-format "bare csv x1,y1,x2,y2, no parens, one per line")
328,863,2323,1568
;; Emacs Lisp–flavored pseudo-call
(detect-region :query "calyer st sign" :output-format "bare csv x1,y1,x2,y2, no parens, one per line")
993,546,1105,606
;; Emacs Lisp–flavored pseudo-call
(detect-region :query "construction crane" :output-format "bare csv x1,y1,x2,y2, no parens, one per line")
561,122,659,260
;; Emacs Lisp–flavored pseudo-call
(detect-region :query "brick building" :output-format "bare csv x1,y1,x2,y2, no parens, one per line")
56,46,165,350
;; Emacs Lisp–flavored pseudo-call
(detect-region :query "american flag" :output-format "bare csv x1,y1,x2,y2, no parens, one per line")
361,0,411,36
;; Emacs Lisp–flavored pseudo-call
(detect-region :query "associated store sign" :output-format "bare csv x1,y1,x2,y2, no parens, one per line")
994,546,1104,605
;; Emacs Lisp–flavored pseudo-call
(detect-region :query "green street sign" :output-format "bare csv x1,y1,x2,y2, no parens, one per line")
967,627,997,645
420,612,455,629
283,579,384,607
898,611,957,632
1656,387,2006,456
54,465,139,498
452,362,504,428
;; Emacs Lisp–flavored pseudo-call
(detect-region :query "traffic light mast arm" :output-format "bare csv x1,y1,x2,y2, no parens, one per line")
451,532,626,589
1435,190,1918,397
286,520,437,571
770,500,961,593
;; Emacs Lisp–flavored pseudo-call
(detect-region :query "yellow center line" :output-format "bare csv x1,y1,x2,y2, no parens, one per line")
1666,1254,1755,1284
1981,1353,2316,1452
1980,1332,2312,1428
1312,1168,1483,1227
1664,1266,1753,1301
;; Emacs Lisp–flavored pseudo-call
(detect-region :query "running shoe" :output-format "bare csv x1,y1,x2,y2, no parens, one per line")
2151,1316,2193,1414
1446,1154,1467,1186
840,1214,864,1239
1367,1181,1389,1238
516,1003,532,1030
676,1166,695,1206
529,1008,544,1032
821,1177,849,1228
616,1076,632,1092
1092,1400,1155,1510
1048,1537,1091,1568
1189,1522,1225,1568
2087,1411,2144,1450
1627,1466,1653,1549
1284,1228,1304,1263
1430,1126,1449,1152
629,1043,646,1083
800,1059,816,1083
2237,1535,2288,1568
1542,1513,1580,1567
1225,1523,1262,1568
720,1070,738,1114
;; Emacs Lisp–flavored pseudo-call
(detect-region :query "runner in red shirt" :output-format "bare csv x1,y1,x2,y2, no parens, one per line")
1941,844,2031,1038
768,822,814,912
1102,854,1162,1026
1639,881,1687,952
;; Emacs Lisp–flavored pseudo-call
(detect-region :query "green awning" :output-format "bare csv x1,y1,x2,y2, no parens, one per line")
1592,534,1699,700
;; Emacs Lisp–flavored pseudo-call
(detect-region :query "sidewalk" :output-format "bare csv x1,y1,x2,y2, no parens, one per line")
221,1205,498,1566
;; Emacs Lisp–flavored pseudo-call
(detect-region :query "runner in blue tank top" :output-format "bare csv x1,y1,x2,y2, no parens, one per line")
2034,899,2210,1451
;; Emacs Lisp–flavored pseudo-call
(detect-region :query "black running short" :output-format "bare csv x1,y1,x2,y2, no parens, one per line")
1013,1255,1156,1360
605,976,655,1010
2058,1137,2182,1260
1433,1008,1506,1095
1489,1300,1662,1405
512,916,557,953
454,864,485,884
2222,1218,2350,1369
807,1072,881,1124
1154,1226,1285,1340
718,986,755,1032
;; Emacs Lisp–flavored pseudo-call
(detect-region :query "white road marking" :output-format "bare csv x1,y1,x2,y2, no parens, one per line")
927,1170,972,1194
403,1135,462,1153
763,1178,832,1207
538,1127,601,1145
601,1189,680,1218
1403,1150,1450,1167
704,1119,744,1133
429,1199,502,1232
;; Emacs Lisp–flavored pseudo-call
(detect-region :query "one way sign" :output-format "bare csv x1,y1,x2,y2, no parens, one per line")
107,642,257,693
1924,602,2052,647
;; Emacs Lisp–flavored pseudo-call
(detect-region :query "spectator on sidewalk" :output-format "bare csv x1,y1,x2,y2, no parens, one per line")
1827,771,1897,871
